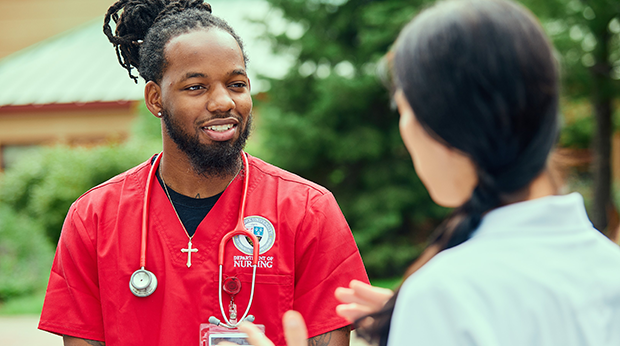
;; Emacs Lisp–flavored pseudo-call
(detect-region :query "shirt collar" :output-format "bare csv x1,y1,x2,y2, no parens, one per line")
472,192,593,239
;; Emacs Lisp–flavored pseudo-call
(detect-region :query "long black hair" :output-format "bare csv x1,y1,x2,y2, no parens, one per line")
103,0,247,83
357,0,559,344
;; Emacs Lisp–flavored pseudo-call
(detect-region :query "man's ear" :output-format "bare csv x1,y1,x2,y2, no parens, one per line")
145,81,163,118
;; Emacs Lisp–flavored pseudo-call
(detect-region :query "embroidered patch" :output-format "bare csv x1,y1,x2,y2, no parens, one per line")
233,216,276,255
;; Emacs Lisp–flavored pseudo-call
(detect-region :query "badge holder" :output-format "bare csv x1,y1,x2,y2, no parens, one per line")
201,276,265,345
200,324,265,346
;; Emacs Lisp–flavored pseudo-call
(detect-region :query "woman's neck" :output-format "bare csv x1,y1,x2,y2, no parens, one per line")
504,169,558,206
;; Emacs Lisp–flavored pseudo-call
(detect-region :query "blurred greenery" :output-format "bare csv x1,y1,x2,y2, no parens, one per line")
0,205,53,301
0,105,161,305
0,292,46,315
256,0,620,279
0,105,161,245
370,277,401,291
559,112,594,149
558,99,595,149
257,0,450,278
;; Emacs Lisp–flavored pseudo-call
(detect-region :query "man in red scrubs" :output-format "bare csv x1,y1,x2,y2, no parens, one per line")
38,1,368,345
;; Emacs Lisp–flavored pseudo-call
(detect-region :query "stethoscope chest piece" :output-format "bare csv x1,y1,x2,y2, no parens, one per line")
130,268,158,297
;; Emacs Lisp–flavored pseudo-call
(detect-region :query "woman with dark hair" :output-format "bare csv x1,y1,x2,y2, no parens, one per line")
238,0,620,345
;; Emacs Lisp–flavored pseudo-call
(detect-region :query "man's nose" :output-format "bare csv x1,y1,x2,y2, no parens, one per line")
207,85,234,113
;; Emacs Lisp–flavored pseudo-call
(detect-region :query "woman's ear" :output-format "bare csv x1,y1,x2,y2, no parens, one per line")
394,90,416,153
395,89,478,207
144,81,163,118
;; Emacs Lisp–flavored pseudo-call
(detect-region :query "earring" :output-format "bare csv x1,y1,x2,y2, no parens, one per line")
157,112,162,117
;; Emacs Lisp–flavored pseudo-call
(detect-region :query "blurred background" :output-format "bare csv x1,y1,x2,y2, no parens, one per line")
0,0,619,343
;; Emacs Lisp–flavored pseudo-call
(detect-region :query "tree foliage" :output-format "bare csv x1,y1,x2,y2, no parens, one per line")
258,0,448,277
0,105,159,303
259,0,620,276
0,106,160,246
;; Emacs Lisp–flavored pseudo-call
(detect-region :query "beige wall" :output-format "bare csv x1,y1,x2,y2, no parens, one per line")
0,0,115,59
0,102,139,169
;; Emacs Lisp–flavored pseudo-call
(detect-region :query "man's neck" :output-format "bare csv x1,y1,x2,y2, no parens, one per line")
159,147,241,199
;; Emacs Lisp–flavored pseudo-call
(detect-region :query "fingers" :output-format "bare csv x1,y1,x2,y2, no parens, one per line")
237,322,274,346
334,280,393,308
237,312,308,346
282,310,308,346
334,286,356,304
334,280,395,324
349,280,393,304
335,303,376,323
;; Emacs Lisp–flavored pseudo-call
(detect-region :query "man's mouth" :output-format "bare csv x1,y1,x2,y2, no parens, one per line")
201,118,239,141
205,124,236,132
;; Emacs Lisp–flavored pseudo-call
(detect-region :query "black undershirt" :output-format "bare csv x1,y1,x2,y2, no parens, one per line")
155,169,222,237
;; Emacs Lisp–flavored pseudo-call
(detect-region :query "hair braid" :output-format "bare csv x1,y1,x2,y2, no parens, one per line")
435,170,501,249
104,0,168,82
104,0,244,84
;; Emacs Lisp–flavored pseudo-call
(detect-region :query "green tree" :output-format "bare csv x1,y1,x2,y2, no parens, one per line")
258,0,447,278
259,0,620,277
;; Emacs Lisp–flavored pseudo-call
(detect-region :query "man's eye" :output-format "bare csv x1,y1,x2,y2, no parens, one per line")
230,82,247,88
187,85,204,91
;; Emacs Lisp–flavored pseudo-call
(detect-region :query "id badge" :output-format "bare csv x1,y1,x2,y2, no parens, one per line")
200,324,266,346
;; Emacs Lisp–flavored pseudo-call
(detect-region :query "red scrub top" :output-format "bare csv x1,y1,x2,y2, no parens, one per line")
39,154,369,346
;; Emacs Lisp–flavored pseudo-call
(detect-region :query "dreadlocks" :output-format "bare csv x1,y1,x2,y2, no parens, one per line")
103,0,248,83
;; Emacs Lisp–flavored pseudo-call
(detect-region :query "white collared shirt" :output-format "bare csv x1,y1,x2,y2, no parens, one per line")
388,193,620,346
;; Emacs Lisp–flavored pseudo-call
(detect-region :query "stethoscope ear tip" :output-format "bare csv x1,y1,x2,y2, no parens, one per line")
208,316,221,326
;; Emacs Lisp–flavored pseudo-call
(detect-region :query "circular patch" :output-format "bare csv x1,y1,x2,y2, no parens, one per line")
233,216,276,255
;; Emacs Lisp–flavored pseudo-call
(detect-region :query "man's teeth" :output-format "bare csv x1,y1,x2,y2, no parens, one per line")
205,124,234,132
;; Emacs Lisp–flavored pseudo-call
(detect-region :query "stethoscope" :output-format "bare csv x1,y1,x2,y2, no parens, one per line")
130,151,260,328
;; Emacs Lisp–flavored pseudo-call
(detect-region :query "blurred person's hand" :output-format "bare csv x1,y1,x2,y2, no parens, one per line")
335,280,394,323
221,311,308,346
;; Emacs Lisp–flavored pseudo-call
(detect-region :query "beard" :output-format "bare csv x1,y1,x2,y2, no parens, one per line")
162,109,252,178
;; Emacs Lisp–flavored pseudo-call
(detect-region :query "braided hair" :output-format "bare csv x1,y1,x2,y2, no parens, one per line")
358,0,559,344
103,0,248,83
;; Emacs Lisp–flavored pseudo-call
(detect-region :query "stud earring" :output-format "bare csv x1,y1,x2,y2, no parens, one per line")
157,112,162,117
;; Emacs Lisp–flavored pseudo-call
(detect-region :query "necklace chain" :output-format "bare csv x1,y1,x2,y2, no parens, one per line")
160,168,193,240
159,161,243,240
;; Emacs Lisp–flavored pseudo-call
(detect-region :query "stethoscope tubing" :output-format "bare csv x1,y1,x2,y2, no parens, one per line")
140,151,163,269
216,152,260,328
135,151,260,328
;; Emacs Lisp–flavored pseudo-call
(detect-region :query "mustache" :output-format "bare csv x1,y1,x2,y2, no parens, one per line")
208,111,241,120
196,111,244,126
